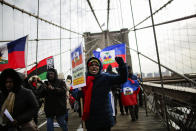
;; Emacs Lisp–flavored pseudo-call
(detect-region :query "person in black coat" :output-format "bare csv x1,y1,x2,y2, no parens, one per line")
106,64,118,123
28,75,44,125
82,57,127,131
0,68,39,131
40,68,68,131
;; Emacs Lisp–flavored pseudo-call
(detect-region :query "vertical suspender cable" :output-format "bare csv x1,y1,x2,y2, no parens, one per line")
107,0,110,30
77,0,79,44
12,9,15,39
36,0,40,75
69,0,72,74
129,0,148,116
148,0,170,130
60,0,62,73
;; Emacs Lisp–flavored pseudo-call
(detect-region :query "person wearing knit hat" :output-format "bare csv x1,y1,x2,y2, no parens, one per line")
82,57,128,131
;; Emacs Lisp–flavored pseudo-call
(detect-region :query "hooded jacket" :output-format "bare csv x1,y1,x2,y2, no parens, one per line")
84,57,127,129
28,75,43,106
41,68,67,117
0,68,39,125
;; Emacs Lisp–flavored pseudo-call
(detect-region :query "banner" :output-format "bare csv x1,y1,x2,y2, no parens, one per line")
71,44,86,89
93,43,126,69
27,56,54,80
0,36,28,71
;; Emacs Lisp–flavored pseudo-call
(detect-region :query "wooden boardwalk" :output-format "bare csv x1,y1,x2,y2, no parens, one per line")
38,107,167,131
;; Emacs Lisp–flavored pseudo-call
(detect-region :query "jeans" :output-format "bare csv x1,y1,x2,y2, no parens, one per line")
47,114,68,131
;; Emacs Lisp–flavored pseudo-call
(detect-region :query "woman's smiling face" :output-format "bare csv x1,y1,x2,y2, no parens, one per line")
88,62,100,75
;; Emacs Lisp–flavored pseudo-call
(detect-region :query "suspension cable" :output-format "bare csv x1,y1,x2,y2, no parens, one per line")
0,0,83,36
0,37,82,43
60,0,62,72
1,1,3,40
107,0,110,30
148,0,170,130
17,49,71,71
130,0,148,117
112,39,196,86
35,0,39,75
69,0,72,74
128,0,173,31
86,0,103,32
132,14,196,31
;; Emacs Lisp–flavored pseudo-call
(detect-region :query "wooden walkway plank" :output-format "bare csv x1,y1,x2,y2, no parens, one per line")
38,107,167,131
112,107,167,131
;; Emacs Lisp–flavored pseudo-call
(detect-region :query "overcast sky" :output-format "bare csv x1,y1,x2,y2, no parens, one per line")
0,0,196,77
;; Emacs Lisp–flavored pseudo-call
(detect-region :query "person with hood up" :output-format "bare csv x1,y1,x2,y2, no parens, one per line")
28,75,44,125
40,68,68,131
82,57,128,131
0,68,39,131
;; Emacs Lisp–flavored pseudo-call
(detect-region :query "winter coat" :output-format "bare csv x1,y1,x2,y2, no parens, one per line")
40,68,67,117
0,68,39,127
0,87,39,125
85,57,128,130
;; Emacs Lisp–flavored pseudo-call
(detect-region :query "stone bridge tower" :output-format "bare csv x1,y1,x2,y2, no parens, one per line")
83,28,132,69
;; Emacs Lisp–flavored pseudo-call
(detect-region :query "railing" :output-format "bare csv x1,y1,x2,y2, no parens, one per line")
143,81,196,130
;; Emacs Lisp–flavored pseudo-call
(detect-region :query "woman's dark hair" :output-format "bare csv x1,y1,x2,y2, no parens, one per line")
66,75,72,83
0,68,22,93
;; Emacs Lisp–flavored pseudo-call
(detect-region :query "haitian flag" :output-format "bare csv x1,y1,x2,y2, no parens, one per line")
0,36,27,71
27,56,54,80
121,78,140,106
71,44,86,88
93,43,126,69
71,45,83,68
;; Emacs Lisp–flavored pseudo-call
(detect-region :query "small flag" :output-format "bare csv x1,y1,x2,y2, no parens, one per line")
121,78,140,106
27,56,54,80
0,36,28,71
93,43,126,69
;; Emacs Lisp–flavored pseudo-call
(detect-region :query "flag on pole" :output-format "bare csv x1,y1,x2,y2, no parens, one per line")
93,43,126,69
0,36,28,71
27,56,54,80
121,78,140,106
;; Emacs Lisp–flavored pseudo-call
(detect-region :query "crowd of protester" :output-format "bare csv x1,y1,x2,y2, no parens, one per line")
0,56,143,131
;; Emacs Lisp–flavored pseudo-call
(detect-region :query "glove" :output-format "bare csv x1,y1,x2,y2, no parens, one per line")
115,57,125,66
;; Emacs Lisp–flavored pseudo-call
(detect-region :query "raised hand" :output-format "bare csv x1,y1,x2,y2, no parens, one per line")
115,57,125,66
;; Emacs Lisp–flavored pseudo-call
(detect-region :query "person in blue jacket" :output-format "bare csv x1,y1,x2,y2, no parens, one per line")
82,57,128,131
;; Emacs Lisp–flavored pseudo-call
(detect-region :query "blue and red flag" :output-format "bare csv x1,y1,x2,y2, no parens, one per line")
71,45,83,68
93,43,126,69
121,78,140,106
0,36,27,71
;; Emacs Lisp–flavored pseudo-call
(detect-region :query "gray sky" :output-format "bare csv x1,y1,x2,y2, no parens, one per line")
0,0,196,76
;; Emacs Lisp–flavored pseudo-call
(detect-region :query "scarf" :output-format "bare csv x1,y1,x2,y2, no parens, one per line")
0,92,15,123
32,82,37,88
82,76,95,121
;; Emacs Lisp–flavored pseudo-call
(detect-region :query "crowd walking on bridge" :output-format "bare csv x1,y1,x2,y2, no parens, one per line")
0,56,143,131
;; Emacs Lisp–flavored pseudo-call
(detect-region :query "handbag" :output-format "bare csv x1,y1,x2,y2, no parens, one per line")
20,120,38,131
